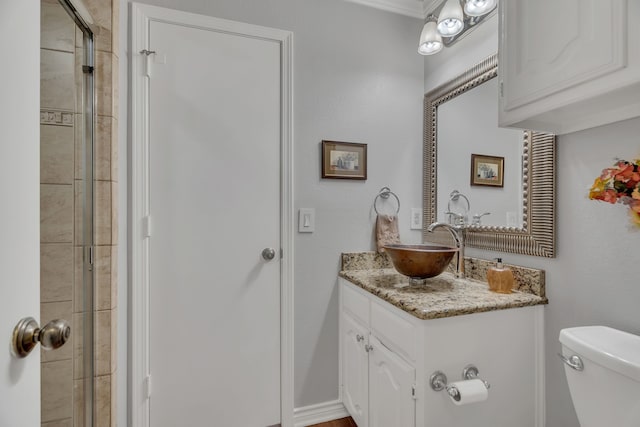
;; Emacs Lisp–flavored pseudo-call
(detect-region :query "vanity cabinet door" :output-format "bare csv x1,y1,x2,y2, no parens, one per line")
499,0,640,134
342,312,369,427
368,335,416,427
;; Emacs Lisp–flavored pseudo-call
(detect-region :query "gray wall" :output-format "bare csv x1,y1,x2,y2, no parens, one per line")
119,0,425,415
425,14,640,427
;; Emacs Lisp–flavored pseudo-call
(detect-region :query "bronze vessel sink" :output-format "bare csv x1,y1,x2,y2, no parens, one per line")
384,244,458,279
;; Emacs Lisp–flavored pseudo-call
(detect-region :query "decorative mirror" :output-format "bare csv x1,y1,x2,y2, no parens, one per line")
422,54,556,257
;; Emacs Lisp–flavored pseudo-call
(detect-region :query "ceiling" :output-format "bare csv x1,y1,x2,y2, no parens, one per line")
343,0,442,19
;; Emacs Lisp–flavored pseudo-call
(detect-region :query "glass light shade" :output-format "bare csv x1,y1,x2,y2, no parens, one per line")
464,0,497,16
437,0,464,36
418,21,443,55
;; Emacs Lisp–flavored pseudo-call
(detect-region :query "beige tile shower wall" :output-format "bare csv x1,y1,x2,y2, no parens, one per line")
40,2,76,424
88,0,119,425
40,0,119,425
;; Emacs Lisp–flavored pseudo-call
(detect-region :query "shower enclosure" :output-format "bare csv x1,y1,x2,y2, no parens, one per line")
40,0,95,424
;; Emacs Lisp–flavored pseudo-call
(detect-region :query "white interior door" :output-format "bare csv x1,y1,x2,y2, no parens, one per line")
0,2,41,426
138,9,288,427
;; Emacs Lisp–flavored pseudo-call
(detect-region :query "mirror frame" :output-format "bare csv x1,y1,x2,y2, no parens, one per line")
422,54,557,257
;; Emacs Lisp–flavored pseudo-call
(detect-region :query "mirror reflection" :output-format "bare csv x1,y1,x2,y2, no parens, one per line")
437,78,524,228
423,54,557,257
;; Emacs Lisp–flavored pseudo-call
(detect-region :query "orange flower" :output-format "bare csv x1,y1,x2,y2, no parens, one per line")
589,177,608,200
602,189,619,204
590,158,640,228
614,162,640,183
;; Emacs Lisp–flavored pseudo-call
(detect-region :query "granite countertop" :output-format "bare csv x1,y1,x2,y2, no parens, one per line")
339,252,548,321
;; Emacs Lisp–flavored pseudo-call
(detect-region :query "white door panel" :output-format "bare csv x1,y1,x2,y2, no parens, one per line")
147,19,282,427
342,313,369,427
0,2,41,426
369,336,415,427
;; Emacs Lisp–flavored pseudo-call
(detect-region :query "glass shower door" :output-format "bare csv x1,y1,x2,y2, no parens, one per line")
40,0,95,425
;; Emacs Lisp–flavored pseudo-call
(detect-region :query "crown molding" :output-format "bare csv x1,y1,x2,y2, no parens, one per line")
344,0,427,19
422,0,441,16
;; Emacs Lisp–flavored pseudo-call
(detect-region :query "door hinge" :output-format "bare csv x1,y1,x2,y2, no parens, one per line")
500,81,504,97
412,384,417,400
142,215,152,238
141,49,156,78
144,375,152,399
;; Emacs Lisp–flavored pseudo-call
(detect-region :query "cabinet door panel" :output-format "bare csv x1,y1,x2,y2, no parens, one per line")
342,312,369,427
368,336,415,427
502,0,626,111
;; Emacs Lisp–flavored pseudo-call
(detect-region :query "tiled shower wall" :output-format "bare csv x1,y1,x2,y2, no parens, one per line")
40,0,118,425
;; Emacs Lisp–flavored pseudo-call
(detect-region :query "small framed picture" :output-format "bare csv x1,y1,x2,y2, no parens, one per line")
321,140,367,180
471,154,504,187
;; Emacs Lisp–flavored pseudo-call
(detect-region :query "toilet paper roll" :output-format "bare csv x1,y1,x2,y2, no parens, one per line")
448,379,488,405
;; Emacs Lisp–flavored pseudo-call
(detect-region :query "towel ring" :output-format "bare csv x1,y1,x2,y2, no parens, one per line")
447,190,470,213
374,187,400,215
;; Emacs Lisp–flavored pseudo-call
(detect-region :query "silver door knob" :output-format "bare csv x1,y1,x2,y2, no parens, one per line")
12,317,71,358
262,248,277,261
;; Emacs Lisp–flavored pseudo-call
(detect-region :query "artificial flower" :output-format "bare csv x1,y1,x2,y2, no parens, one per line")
589,158,640,228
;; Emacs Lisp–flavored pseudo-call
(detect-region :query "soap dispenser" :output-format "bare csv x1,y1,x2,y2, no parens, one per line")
487,258,514,294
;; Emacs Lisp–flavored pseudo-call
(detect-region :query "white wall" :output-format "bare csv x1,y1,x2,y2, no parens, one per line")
119,0,425,414
426,14,640,427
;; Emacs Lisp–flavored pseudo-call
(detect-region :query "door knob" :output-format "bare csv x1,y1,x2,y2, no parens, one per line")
262,248,277,261
12,317,71,358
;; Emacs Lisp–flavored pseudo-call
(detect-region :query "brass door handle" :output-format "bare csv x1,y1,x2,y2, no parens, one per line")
12,317,71,358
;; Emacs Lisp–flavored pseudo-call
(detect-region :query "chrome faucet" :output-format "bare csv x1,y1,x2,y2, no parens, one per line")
427,222,465,278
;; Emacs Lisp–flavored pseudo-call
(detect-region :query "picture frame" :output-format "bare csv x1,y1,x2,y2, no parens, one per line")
321,140,367,180
470,154,504,187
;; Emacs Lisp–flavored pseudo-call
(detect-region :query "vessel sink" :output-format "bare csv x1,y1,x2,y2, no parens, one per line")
384,244,458,279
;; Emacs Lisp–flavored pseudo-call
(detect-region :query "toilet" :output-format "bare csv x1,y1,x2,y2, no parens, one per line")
559,326,640,427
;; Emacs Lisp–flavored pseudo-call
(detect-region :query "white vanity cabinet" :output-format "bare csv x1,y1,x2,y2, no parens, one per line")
342,311,370,427
341,283,417,427
339,277,545,427
498,0,640,134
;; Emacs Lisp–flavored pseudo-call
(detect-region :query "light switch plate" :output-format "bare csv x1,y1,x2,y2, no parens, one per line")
410,208,423,230
298,208,315,233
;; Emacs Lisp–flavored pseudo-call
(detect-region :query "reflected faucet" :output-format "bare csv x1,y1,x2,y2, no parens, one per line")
427,222,465,278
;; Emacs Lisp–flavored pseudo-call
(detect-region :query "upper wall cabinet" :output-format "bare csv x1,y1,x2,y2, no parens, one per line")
498,0,640,134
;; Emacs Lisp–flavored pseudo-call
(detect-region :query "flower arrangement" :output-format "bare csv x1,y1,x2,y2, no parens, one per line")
589,158,640,228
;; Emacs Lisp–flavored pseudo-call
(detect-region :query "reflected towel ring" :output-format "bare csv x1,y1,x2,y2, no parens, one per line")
374,187,401,215
447,190,470,213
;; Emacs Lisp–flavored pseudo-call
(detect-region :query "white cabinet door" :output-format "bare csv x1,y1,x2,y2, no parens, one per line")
342,312,369,427
499,0,640,134
368,335,415,427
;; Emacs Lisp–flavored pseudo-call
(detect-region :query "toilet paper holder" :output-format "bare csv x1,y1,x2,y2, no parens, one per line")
429,365,490,402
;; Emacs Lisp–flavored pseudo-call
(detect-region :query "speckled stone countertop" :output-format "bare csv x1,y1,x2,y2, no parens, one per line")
339,252,547,320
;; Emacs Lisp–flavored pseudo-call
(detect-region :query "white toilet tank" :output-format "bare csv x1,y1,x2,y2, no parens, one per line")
559,326,640,427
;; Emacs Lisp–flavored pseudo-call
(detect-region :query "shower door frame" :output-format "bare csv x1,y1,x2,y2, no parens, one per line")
52,0,96,425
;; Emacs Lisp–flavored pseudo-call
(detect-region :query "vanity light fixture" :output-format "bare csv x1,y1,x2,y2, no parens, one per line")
463,0,497,16
437,0,464,36
419,0,497,56
418,18,443,55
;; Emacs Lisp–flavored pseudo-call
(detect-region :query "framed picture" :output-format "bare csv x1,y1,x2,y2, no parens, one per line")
471,154,504,187
321,140,367,180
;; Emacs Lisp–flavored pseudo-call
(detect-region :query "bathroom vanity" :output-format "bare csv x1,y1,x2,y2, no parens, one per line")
339,252,546,427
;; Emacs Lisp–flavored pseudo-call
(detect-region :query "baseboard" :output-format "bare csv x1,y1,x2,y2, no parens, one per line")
293,399,349,427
